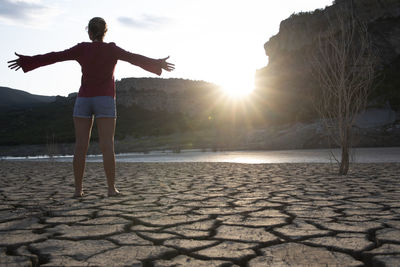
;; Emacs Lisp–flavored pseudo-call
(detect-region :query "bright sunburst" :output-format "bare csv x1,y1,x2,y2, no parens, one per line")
219,75,255,99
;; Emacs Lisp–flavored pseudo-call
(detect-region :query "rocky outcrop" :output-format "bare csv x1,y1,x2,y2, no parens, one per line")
116,78,220,116
266,0,400,61
256,0,400,122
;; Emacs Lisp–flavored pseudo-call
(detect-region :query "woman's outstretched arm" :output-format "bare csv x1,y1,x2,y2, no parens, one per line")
114,44,174,75
7,45,81,73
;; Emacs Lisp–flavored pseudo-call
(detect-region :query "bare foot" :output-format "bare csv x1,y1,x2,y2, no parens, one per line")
108,189,121,197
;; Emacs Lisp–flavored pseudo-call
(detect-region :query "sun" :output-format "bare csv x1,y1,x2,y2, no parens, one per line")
219,76,255,99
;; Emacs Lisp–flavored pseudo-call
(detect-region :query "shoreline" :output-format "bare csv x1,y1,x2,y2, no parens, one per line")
1,118,400,158
2,146,400,164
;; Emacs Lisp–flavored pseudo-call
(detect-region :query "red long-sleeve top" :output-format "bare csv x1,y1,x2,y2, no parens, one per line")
18,42,162,97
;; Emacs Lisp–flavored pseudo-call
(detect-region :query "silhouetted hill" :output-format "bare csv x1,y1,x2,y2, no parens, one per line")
1,74,399,154
0,86,55,110
0,78,257,147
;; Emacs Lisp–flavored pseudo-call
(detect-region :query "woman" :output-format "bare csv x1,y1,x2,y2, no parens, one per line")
8,17,175,197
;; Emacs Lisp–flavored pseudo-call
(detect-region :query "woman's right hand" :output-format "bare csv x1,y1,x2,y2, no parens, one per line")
8,53,23,71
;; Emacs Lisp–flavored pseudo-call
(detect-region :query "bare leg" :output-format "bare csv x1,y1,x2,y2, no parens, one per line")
73,117,93,197
96,117,119,196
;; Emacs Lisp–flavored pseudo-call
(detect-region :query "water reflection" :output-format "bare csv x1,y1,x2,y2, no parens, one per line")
113,147,399,164
5,147,397,164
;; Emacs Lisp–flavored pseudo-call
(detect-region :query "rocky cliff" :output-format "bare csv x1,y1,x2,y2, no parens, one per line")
256,0,400,122
116,78,220,116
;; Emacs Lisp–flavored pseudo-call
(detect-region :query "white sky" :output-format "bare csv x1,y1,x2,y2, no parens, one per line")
1,0,333,96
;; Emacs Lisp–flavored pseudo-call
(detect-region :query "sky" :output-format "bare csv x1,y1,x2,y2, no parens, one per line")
1,0,333,97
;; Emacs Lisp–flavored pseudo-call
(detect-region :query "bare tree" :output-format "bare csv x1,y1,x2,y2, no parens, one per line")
310,5,377,175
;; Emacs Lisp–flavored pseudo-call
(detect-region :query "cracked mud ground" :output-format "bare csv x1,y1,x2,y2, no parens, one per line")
0,161,399,267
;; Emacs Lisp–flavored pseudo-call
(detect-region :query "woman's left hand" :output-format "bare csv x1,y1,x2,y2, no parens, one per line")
160,56,175,72
8,53,23,71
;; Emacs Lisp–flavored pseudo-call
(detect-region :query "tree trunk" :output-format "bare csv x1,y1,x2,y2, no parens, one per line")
339,145,349,175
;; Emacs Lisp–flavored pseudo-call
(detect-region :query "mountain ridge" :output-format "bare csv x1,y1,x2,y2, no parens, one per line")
0,86,56,110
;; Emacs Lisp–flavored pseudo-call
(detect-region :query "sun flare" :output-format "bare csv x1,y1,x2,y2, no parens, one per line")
219,76,255,99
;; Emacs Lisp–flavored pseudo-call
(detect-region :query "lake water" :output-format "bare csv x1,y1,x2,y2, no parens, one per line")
3,147,400,164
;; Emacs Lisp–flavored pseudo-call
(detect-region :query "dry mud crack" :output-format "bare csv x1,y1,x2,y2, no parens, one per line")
0,161,399,266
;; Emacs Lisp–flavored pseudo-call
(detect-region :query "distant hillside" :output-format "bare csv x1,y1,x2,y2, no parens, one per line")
1,76,399,153
0,78,260,147
0,86,55,110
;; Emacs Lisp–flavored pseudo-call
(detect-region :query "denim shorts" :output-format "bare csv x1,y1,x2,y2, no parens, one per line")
73,96,116,118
